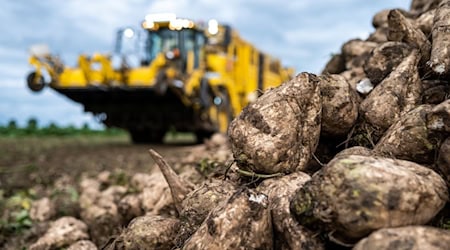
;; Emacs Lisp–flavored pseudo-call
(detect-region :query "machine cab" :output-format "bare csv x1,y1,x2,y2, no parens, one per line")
116,14,206,76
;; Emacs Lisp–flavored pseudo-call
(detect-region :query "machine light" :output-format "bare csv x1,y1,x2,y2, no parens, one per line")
124,28,135,38
208,19,219,35
169,19,183,30
142,20,155,29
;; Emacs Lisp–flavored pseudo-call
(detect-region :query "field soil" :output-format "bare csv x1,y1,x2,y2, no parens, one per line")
0,134,197,194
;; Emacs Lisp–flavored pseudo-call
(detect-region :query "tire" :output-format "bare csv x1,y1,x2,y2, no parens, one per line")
26,72,46,92
129,129,166,144
195,130,214,144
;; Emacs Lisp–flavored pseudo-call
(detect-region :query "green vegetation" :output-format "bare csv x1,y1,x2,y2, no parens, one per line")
0,118,126,137
0,189,34,238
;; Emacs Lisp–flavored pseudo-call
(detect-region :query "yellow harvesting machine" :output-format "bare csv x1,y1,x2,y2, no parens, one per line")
27,13,293,143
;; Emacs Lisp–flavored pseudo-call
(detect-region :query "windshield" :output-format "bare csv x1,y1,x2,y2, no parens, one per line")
145,29,179,62
139,28,205,69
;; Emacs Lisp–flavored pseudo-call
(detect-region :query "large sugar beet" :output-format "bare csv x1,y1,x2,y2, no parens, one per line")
229,72,321,174
183,188,272,249
360,50,422,130
257,172,324,250
373,105,442,164
354,226,450,250
320,74,359,136
104,215,180,250
290,155,448,243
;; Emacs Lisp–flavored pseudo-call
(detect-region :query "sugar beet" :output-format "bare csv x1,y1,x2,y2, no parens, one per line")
290,155,448,243
360,50,422,130
182,188,272,250
257,172,324,250
373,105,442,164
354,226,450,250
320,74,359,136
229,72,321,174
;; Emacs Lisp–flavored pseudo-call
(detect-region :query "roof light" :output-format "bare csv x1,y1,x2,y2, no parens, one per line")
169,19,183,30
208,19,219,35
142,20,155,29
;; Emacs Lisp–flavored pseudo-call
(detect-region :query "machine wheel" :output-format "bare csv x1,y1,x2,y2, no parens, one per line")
26,72,46,92
195,130,215,144
129,129,166,144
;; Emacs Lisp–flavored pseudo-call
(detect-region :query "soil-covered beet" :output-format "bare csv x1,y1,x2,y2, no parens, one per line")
257,172,325,250
290,155,448,244
229,72,322,174
363,41,413,85
182,188,272,250
353,226,450,250
320,74,359,136
360,50,423,130
29,217,89,250
373,105,442,164
104,215,180,250
176,179,238,246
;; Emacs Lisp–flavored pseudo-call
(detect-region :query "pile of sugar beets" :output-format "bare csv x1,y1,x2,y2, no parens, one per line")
29,0,450,249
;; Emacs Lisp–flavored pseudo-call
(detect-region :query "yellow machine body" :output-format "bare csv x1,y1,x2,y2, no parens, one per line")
27,14,293,142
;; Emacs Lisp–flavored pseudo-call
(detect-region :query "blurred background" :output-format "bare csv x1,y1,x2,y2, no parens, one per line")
0,0,409,129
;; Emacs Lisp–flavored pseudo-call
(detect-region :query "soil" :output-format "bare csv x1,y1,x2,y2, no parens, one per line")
0,134,197,193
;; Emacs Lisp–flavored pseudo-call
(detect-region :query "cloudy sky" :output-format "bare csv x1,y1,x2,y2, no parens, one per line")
0,0,409,128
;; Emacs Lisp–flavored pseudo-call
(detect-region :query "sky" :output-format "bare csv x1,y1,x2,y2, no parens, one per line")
0,0,410,129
